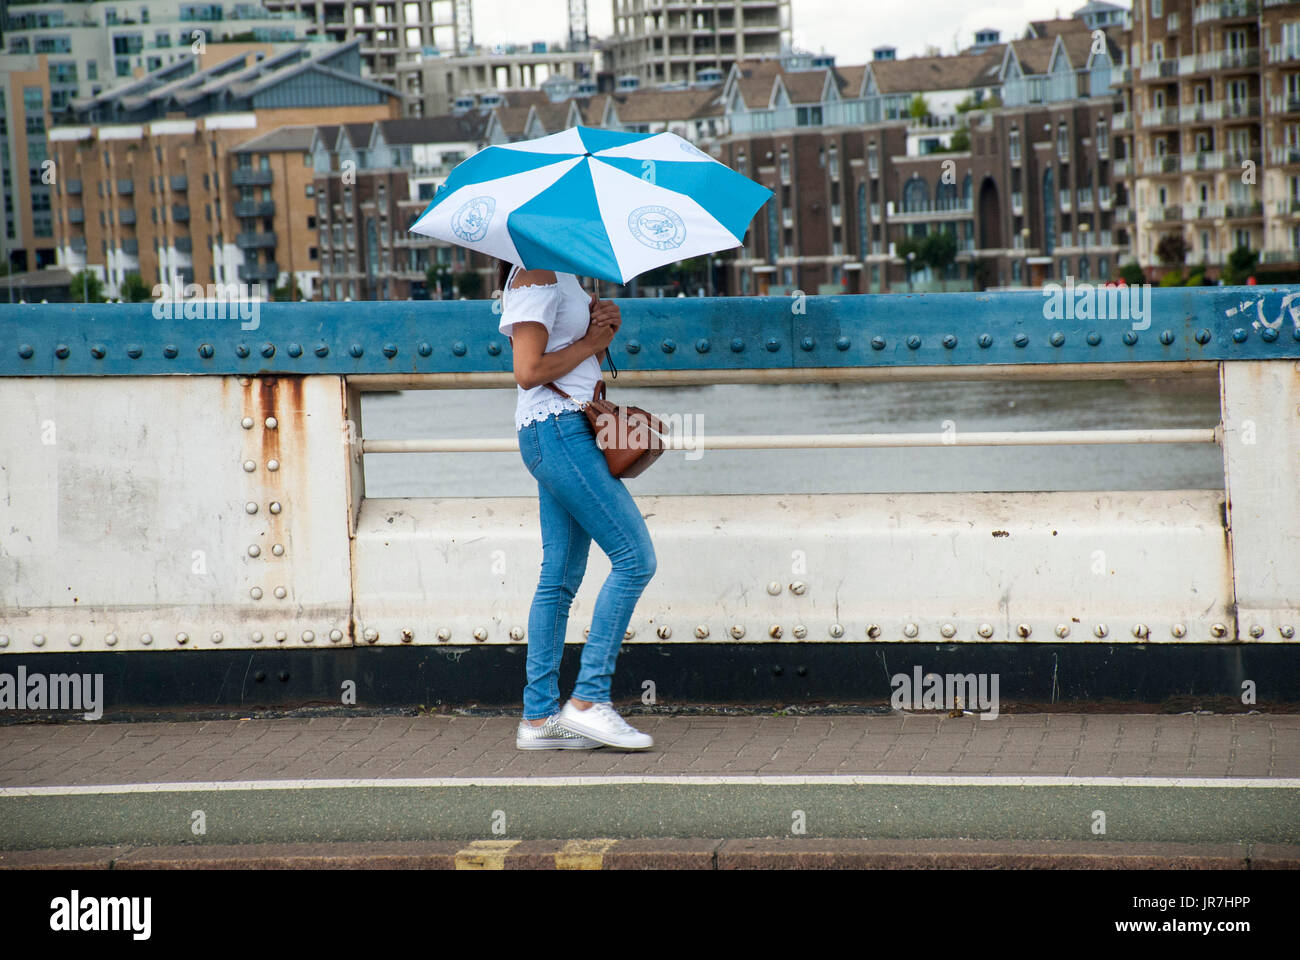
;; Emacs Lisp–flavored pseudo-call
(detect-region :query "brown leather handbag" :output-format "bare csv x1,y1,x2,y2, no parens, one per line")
544,378,668,478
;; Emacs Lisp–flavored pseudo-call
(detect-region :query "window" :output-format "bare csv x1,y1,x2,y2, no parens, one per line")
903,176,929,213
1057,122,1070,160
306,184,315,197
1152,0,1163,17
1009,127,1021,164
1098,256,1109,278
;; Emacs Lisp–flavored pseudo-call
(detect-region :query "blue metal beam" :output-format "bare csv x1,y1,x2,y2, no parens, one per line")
2,287,1298,376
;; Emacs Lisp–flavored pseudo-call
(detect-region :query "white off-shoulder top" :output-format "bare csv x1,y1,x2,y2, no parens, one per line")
498,264,602,430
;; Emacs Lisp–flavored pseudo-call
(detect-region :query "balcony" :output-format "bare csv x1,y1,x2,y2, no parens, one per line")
66,179,82,195
116,179,133,196
1270,94,1300,115
889,200,975,222
1272,145,1300,165
234,200,275,218
236,231,277,249
1193,1,1259,25
171,204,190,222
170,174,188,192
1220,98,1261,121
231,168,274,186
1182,201,1225,219
1111,113,1132,131
1139,59,1181,80
238,263,280,283
1140,107,1181,128
67,208,84,224
1060,190,1073,212
1261,249,1295,264
1113,157,1132,177
1268,42,1300,64
1141,155,1181,175
118,209,136,225
1223,201,1263,219
869,203,880,221
1114,206,1132,224
1011,193,1023,215
1274,198,1300,216
1146,205,1182,223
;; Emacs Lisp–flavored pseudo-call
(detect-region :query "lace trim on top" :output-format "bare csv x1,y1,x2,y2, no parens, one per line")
516,394,584,430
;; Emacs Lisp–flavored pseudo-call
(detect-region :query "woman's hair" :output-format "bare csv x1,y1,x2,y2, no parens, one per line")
495,259,512,296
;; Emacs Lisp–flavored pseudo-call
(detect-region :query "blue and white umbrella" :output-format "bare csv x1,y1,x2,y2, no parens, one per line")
407,125,772,285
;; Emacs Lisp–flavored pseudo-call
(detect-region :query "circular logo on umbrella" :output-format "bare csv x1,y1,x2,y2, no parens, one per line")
678,140,709,159
628,205,686,250
451,196,495,242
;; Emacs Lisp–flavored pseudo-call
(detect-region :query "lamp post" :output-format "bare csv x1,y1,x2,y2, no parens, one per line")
1079,221,1090,276
1021,227,1031,287
906,250,916,293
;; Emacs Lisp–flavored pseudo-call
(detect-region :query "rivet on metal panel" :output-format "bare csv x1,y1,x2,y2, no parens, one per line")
1171,623,1187,638
793,624,807,639
1123,331,1138,346
1016,623,1031,638
273,586,287,599
1261,327,1279,342
695,625,710,638
1086,332,1101,346
1210,623,1228,638
730,624,746,639
417,342,432,357
765,337,780,352
401,628,413,643
662,338,677,353
176,632,189,645
350,344,364,358
906,335,921,350
104,633,117,646
1249,624,1264,638
140,633,153,645
903,622,919,638
1055,624,1069,638
1160,330,1175,345
583,628,590,638
977,334,993,349
211,631,223,643
1050,332,1065,347
17,345,34,359
288,343,303,358
252,631,264,643
835,336,850,350
452,341,467,356
275,630,287,643
1281,625,1296,639
363,628,378,643
270,501,282,514
728,338,743,352
1231,328,1248,343
303,630,315,643
942,335,958,350
789,581,806,595
55,344,70,359
32,634,46,647
163,344,178,359
1132,623,1150,639
509,626,524,640
0,635,9,648
940,623,956,638
437,628,451,642
245,501,258,514
657,625,671,639
977,623,994,638
383,343,398,358
769,624,783,639
766,580,781,595
1093,624,1108,638
127,344,143,358
473,627,488,642
241,417,255,429
316,343,330,358
1195,329,1212,345
265,416,278,430
866,624,881,639
800,337,815,351
624,627,635,639
871,336,886,351
1014,333,1029,348
250,587,263,599
259,343,274,358
695,337,710,353
242,460,256,472
91,343,107,359
69,633,82,647
267,459,280,471
248,545,261,557
627,339,642,354
329,629,344,642
235,344,250,358
827,623,843,638
271,544,284,556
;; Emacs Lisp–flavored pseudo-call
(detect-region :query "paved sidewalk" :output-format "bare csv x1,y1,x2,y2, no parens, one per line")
2,713,1297,851
3,713,1298,786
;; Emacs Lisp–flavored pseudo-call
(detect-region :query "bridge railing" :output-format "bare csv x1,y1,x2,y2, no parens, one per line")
1,287,1297,655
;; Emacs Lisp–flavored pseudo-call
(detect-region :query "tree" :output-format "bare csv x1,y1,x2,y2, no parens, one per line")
1223,245,1259,286
425,264,453,298
907,94,930,122
272,275,302,301
70,269,106,303
919,230,958,275
1155,233,1189,267
120,272,151,302
454,269,483,299
1117,262,1145,285
947,126,970,152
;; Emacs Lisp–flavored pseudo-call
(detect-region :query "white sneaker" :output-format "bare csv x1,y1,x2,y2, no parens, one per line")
516,714,602,751
556,700,653,750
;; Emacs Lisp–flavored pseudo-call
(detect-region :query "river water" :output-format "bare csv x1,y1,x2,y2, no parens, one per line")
359,377,1224,498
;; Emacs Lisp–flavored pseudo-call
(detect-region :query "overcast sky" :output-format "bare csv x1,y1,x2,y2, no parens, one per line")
468,0,1110,63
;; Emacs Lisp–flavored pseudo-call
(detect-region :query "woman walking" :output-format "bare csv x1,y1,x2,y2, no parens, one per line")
497,259,657,751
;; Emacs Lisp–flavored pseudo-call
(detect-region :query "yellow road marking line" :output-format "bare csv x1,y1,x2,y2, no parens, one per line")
454,839,520,870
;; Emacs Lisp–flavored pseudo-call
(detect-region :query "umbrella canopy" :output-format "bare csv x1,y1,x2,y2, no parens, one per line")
407,125,772,285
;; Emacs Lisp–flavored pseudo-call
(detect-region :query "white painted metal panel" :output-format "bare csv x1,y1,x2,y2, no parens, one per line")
0,376,353,651
1221,361,1300,641
351,490,1233,646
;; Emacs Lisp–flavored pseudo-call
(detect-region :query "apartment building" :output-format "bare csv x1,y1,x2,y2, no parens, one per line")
714,14,1128,295
605,0,793,86
311,112,488,300
1120,0,1300,274
397,43,599,117
47,39,400,297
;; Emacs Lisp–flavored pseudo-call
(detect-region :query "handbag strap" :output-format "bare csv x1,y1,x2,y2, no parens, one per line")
545,379,605,406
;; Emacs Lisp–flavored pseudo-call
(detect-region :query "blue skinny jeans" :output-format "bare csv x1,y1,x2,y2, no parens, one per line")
516,409,657,719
